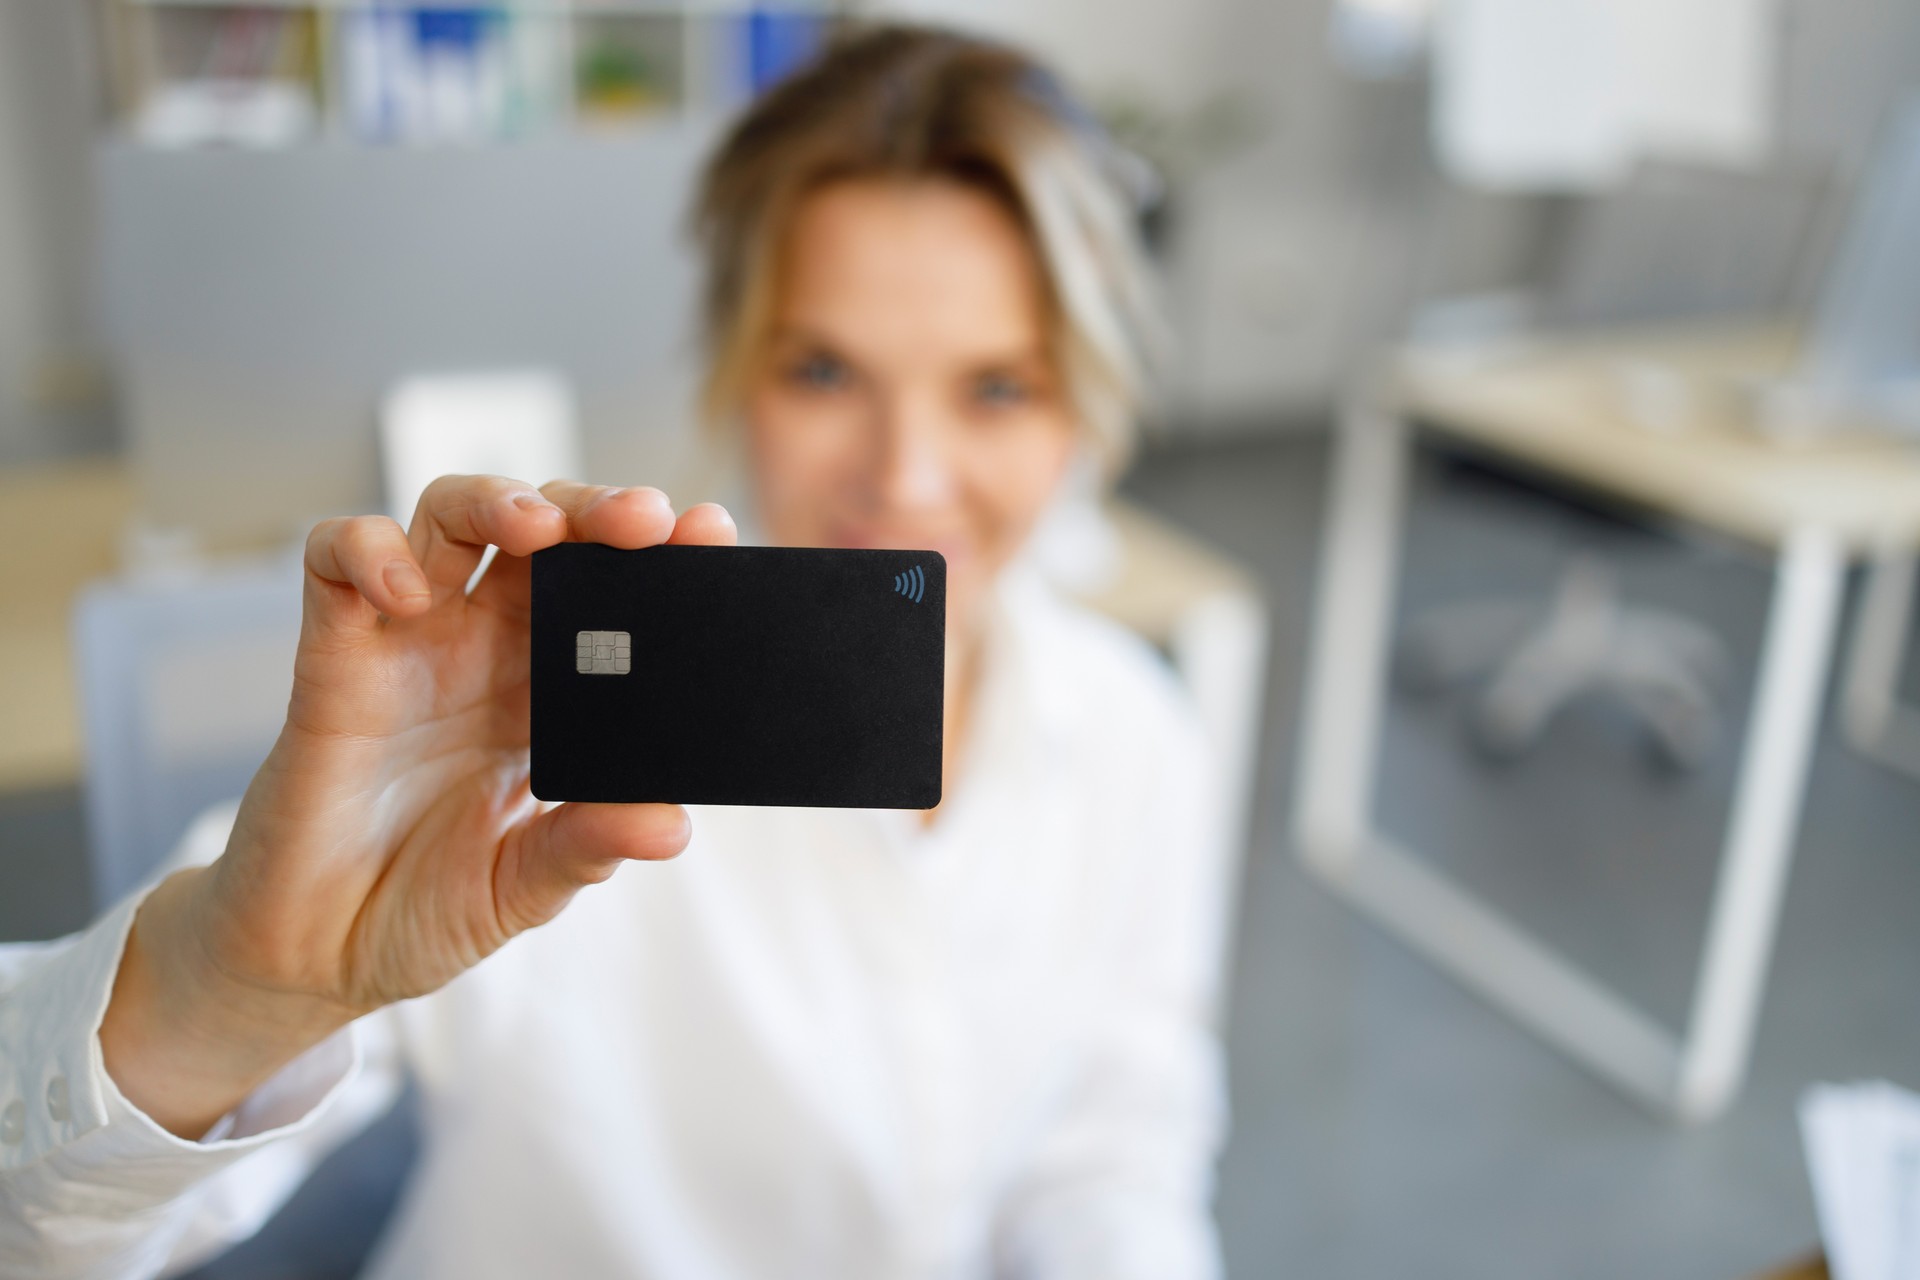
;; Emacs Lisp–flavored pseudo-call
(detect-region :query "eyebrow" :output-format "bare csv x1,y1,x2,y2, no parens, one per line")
767,326,1053,371
765,326,841,350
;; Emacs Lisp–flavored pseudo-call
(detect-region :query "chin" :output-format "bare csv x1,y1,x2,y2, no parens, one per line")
827,526,974,566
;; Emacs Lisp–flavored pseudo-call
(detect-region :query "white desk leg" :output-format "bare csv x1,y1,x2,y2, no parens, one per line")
1293,400,1679,1111
1293,392,1411,871
1292,394,1847,1120
1171,589,1273,1028
1675,524,1845,1121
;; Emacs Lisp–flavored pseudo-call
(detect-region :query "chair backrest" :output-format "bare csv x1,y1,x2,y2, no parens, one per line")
1066,499,1270,1022
380,368,583,525
1802,93,1920,397
73,555,304,909
1542,157,1834,329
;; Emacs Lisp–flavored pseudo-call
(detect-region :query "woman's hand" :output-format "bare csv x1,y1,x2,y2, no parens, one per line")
100,476,736,1137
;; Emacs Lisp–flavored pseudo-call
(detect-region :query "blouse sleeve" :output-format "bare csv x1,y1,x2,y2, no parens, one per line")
0,802,404,1280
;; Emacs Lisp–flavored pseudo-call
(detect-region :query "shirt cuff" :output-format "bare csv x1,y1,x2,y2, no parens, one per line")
0,884,361,1187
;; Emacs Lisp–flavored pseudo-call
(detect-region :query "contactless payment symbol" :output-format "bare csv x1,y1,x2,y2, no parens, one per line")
891,564,926,604
576,630,630,675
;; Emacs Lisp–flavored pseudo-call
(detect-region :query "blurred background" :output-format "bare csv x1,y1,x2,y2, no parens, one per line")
2,0,1919,1277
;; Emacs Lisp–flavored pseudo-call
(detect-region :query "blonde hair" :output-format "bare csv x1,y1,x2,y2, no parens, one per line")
690,24,1162,474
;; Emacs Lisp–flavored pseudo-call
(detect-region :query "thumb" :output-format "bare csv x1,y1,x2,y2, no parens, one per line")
494,802,691,935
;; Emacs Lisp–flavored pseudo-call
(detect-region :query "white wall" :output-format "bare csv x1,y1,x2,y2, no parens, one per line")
873,0,1920,431
5,0,1916,464
878,0,1546,427
0,0,109,464
882,0,1229,117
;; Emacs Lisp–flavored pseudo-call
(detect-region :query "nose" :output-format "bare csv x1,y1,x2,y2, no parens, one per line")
869,390,957,511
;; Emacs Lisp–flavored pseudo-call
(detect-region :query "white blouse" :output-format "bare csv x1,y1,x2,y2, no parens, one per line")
0,565,1232,1280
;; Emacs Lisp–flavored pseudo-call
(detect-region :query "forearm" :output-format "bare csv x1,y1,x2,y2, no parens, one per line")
98,867,357,1140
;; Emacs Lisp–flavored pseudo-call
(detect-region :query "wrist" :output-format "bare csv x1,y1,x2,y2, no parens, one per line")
100,867,356,1138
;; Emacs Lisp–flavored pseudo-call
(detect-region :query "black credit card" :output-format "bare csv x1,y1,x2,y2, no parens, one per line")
529,543,945,808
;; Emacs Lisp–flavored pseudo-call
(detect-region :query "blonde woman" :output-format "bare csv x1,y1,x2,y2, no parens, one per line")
0,26,1231,1279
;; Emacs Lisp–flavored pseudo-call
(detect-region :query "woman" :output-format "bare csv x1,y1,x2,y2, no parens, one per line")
0,25,1230,1279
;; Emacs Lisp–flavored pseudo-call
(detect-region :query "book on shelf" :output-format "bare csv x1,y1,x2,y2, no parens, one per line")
111,2,836,149
342,9,570,143
135,7,320,148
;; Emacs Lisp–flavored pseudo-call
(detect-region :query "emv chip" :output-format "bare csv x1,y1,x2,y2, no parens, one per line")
575,629,630,675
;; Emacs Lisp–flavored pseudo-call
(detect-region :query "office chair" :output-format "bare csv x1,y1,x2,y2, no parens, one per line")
1392,158,1832,770
1394,458,1730,769
74,554,304,908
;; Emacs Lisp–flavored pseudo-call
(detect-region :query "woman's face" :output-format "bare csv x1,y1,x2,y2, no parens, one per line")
745,177,1079,645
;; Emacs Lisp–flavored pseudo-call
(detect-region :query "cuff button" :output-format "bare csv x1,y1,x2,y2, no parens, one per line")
0,1098,24,1145
46,1076,70,1123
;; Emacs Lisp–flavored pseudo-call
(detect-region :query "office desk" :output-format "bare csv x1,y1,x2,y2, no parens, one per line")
1292,323,1920,1122
0,459,134,793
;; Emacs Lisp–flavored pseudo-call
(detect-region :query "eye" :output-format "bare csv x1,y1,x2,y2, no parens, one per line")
786,352,853,393
970,370,1032,410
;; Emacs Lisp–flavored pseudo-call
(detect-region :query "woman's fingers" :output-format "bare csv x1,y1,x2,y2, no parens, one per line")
408,474,568,597
495,801,691,934
470,484,733,619
392,474,736,622
667,502,739,547
537,481,679,549
303,515,433,643
468,482,675,619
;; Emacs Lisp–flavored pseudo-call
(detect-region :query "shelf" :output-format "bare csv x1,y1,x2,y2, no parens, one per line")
124,0,831,14
101,0,833,148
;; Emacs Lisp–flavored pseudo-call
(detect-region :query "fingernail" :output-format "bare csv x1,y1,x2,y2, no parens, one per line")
511,492,553,511
384,560,430,599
